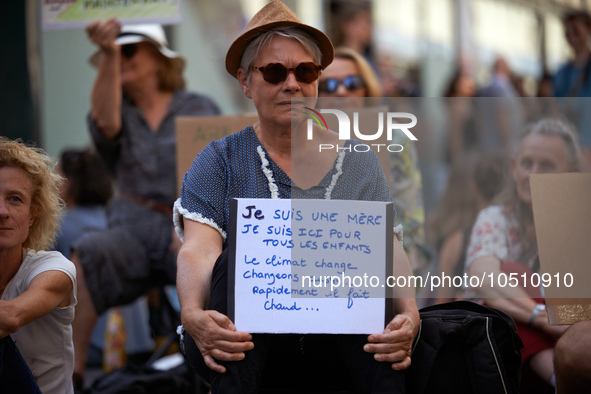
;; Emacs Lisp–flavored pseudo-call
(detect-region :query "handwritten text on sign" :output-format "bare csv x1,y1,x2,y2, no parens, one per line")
230,198,392,334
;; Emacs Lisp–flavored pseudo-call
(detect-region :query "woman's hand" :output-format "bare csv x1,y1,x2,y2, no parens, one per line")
182,309,254,374
364,313,415,370
86,18,121,54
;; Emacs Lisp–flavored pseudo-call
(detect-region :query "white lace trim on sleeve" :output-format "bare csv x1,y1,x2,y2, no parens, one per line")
173,198,227,242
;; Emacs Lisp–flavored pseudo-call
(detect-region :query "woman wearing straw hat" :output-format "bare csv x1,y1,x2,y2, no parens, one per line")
175,2,419,392
70,19,220,387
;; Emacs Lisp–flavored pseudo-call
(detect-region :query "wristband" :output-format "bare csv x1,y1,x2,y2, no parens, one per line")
529,304,546,326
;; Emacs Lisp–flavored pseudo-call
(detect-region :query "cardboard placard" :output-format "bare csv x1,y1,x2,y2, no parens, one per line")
175,114,258,195
228,198,392,334
530,173,591,325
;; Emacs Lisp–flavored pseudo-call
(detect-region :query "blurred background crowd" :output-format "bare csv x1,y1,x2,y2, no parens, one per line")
4,0,591,149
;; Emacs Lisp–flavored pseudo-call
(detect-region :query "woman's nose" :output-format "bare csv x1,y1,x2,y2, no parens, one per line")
335,83,348,96
283,71,300,92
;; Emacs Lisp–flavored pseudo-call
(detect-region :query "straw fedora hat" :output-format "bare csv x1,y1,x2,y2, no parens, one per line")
225,0,334,78
89,24,185,70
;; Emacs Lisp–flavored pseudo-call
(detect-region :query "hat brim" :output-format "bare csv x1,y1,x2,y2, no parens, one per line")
225,20,334,79
88,35,185,69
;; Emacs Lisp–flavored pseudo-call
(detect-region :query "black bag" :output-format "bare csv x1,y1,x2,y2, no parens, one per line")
406,301,523,394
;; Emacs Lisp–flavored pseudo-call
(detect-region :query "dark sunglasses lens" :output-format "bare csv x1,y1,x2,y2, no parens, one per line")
121,44,137,59
295,63,320,83
261,63,288,84
319,78,339,93
343,75,365,91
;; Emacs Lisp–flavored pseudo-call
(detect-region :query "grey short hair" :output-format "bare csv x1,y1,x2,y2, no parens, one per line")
517,117,583,171
240,27,323,80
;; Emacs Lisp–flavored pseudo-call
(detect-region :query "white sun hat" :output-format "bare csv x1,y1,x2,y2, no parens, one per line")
89,24,185,69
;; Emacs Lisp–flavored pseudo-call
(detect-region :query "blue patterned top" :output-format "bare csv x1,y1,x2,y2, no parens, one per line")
174,126,392,244
89,89,220,207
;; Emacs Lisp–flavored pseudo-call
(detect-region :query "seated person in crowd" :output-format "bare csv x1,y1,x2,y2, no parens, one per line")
54,148,153,369
429,152,505,304
466,118,582,388
54,148,113,259
0,137,77,394
175,2,419,393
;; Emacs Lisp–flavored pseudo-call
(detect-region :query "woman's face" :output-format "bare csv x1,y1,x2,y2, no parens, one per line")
318,57,365,108
120,42,163,89
0,166,34,254
238,35,319,129
319,57,366,97
512,134,571,205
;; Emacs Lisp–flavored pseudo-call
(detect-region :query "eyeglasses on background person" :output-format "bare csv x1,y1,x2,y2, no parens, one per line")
121,43,138,59
318,75,365,94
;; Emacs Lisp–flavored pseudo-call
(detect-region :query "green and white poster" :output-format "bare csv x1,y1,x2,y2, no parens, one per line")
41,0,181,30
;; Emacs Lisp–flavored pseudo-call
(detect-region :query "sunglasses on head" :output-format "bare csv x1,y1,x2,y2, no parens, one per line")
318,75,366,94
121,43,138,59
249,62,322,85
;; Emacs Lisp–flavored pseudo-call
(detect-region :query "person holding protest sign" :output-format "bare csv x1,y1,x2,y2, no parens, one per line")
174,1,419,392
71,20,220,387
0,137,77,394
466,118,582,388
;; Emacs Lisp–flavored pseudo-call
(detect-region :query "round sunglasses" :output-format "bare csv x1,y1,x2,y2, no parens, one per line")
120,43,138,59
318,75,366,94
249,62,322,85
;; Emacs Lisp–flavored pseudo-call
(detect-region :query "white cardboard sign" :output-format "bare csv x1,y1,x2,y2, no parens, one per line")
228,198,392,335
